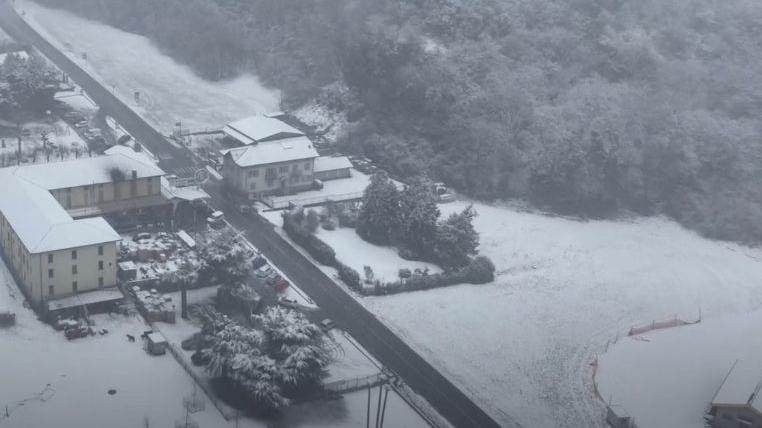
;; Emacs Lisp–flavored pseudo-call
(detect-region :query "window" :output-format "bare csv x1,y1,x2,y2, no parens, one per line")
72,265,77,275
48,285,54,296
98,277,104,287
98,261,104,271
247,169,259,178
279,166,288,174
48,254,53,263
98,246,104,256
48,269,54,279
71,250,77,260
249,182,256,190
72,281,77,292
147,177,153,194
98,184,104,202
304,162,311,170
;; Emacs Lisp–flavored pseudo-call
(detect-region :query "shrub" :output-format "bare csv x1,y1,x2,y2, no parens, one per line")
337,263,361,289
306,235,336,265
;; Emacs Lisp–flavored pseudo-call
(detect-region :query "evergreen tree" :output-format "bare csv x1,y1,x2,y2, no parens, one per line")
434,205,479,267
356,172,402,244
398,178,440,258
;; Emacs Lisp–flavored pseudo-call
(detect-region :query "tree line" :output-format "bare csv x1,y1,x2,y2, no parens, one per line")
34,0,762,242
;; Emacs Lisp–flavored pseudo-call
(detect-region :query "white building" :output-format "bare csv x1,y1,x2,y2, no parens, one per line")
0,150,169,311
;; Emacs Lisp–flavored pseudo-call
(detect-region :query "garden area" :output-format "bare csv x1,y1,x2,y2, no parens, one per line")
279,173,495,295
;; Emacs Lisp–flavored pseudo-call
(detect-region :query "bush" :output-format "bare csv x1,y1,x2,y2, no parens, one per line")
337,263,361,289
306,235,336,265
364,256,495,295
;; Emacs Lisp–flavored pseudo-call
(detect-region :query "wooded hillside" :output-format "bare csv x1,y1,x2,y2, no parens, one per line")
34,0,762,242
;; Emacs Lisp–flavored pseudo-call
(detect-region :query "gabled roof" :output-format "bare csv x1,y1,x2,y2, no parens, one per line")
224,136,318,167
712,360,762,413
0,170,120,253
223,115,304,145
314,156,353,173
11,149,164,190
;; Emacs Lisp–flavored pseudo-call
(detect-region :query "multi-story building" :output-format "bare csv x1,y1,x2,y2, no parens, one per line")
221,115,356,201
0,149,167,311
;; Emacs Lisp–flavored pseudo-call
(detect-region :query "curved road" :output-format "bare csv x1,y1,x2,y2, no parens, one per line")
0,3,509,427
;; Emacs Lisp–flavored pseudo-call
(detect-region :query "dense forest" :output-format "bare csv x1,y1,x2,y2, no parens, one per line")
34,0,762,242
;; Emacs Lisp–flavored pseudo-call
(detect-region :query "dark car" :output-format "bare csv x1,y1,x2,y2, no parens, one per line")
65,326,91,340
252,255,268,270
191,350,211,366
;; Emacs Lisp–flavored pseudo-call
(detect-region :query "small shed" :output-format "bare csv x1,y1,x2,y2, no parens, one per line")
146,332,168,355
314,156,353,181
118,261,138,281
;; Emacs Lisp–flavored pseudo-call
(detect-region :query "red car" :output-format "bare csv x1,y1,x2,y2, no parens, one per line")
274,278,290,292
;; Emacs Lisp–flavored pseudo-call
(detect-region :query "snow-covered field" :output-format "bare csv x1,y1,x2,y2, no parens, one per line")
596,309,762,428
18,0,280,135
316,227,442,283
359,200,762,427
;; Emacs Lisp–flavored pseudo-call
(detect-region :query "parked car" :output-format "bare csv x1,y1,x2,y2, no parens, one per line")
274,277,290,291
266,274,281,286
238,204,256,215
65,325,91,340
206,210,226,229
255,264,275,279
252,256,268,270
277,297,299,308
319,319,336,331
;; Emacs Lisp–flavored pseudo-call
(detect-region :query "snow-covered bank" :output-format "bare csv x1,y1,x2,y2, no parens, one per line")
362,200,762,427
18,0,280,135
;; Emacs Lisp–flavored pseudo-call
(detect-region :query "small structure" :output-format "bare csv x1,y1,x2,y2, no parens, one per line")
0,310,16,327
175,230,196,249
117,261,138,281
146,332,168,355
708,360,762,428
314,156,352,181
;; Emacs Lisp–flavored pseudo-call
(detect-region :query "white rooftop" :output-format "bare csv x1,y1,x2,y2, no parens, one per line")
0,170,120,253
224,136,318,167
223,115,303,145
314,155,353,173
47,288,124,311
12,148,164,190
712,360,762,412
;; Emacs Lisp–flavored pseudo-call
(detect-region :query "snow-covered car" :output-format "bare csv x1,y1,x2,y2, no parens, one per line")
65,325,91,340
277,297,299,309
255,264,275,279
251,256,268,270
206,210,226,229
319,319,336,331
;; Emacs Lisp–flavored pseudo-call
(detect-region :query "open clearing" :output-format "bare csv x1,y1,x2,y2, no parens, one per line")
360,200,762,427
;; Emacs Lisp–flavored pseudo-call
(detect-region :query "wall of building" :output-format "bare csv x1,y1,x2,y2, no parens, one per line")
49,176,161,213
314,168,351,181
0,211,118,306
224,157,314,198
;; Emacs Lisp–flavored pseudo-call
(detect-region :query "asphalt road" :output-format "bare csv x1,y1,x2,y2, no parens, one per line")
0,0,196,176
0,3,509,427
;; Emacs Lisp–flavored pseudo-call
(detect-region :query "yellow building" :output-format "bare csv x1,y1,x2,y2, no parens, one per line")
0,149,167,310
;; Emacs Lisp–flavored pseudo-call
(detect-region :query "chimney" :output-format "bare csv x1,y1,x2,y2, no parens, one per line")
132,170,138,180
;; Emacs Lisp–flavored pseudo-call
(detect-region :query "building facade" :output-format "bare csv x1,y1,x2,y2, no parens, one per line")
0,149,167,310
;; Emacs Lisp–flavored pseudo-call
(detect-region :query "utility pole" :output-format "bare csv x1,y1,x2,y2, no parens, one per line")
16,122,22,165
378,386,390,428
366,387,371,428
374,384,383,428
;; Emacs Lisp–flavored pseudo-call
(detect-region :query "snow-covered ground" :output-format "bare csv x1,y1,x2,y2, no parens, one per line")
55,89,97,114
0,117,88,165
0,259,264,428
356,200,762,428
17,0,280,137
596,310,762,428
316,227,442,283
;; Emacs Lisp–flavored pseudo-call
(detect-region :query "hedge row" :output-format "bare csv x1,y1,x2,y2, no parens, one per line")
283,209,495,296
360,256,495,296
283,211,364,290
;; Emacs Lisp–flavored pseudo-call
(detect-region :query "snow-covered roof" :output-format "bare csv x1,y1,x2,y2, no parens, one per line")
224,136,318,167
712,360,762,412
314,155,353,173
147,332,167,344
0,170,120,253
223,115,303,145
47,288,124,312
12,148,164,190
